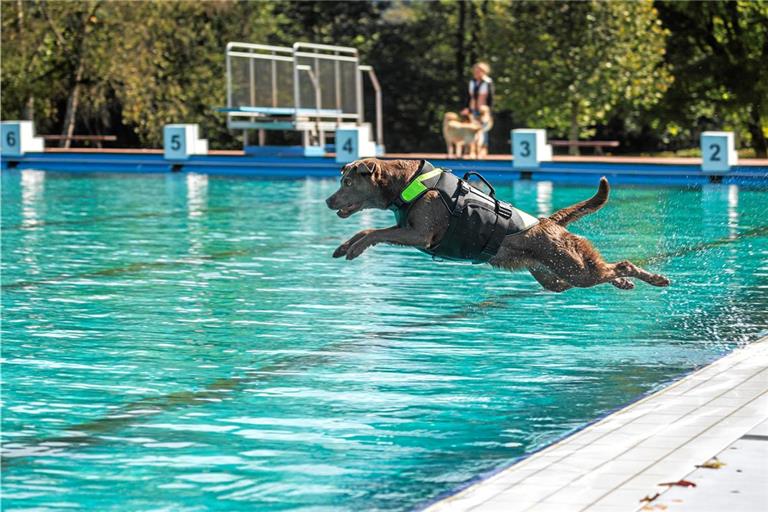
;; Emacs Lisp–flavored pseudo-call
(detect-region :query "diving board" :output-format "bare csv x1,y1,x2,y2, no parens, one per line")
217,106,344,117
223,41,384,156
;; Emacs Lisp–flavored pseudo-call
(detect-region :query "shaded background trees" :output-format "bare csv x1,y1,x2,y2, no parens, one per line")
487,1,672,154
1,0,766,156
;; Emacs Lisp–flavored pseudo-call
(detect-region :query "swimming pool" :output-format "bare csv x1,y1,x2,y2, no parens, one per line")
2,170,767,511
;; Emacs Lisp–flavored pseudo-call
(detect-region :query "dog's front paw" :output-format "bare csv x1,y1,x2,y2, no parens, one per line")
333,244,349,258
345,240,368,260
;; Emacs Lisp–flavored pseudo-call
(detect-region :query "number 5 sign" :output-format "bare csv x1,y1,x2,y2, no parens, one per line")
512,129,552,169
163,124,208,160
700,131,737,173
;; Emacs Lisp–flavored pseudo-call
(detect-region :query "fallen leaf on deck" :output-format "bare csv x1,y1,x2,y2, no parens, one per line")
696,457,726,469
640,492,660,502
659,479,697,487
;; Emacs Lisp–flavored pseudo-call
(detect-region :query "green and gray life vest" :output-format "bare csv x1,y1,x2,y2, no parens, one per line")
388,160,539,264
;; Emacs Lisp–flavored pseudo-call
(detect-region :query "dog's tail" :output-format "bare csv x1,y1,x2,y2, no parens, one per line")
548,177,609,226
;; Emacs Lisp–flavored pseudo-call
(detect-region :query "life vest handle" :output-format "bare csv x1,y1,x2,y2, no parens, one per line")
461,172,495,198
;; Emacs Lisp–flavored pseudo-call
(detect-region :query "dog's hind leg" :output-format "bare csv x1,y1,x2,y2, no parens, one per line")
610,261,670,287
549,177,610,227
527,266,572,293
545,256,666,289
611,278,635,290
530,230,665,289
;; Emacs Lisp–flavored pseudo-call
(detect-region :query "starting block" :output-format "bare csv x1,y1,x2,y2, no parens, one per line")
335,125,378,163
164,124,208,160
1,121,44,157
512,129,552,169
700,131,737,173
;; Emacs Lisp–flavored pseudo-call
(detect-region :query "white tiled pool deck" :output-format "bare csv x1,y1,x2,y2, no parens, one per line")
425,336,768,512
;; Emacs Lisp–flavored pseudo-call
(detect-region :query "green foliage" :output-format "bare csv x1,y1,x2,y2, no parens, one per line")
486,1,672,146
368,1,465,151
0,0,764,155
654,0,768,156
1,1,94,134
1,0,278,147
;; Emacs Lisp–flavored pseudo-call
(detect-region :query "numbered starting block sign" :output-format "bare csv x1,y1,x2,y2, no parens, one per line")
1,121,44,157
700,131,737,173
163,124,208,160
335,125,377,163
512,129,552,169
335,128,359,163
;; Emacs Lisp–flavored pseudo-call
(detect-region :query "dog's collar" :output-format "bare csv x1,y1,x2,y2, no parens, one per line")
388,160,442,211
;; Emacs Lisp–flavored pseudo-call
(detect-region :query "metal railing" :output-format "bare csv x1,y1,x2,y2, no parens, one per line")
292,42,361,122
224,40,383,148
225,42,294,112
359,65,383,148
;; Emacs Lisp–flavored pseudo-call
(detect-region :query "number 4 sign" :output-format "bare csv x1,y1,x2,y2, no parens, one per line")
335,128,360,163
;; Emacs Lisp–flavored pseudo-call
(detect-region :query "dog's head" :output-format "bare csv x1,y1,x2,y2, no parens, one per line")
444,112,459,124
326,159,385,218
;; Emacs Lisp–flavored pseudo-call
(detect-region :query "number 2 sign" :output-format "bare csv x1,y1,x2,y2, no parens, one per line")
700,131,737,173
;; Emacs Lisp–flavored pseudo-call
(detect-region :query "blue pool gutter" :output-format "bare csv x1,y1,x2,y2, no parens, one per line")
1,149,767,187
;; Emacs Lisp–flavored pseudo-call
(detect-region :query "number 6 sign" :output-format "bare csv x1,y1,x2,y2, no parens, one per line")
700,131,737,173
1,121,44,157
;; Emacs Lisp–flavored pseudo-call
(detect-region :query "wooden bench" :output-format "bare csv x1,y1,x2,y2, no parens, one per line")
548,139,620,155
42,135,117,148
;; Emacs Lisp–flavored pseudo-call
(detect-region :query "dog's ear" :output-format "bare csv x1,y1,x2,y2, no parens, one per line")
355,161,375,175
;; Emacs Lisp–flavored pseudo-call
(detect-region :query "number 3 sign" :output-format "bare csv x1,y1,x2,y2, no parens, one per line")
512,129,552,169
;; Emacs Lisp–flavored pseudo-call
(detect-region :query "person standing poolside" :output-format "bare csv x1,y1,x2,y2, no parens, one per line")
461,62,494,154
462,61,494,117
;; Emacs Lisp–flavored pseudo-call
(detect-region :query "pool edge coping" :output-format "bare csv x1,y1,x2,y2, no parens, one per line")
416,333,768,511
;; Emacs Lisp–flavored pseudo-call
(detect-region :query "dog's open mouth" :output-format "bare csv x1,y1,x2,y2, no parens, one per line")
337,203,362,218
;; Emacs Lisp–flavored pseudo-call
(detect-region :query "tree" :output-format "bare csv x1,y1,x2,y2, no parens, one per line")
486,1,672,154
55,1,101,147
1,1,77,134
369,1,465,152
2,0,763,156
655,1,768,157
1,0,280,148
114,1,280,147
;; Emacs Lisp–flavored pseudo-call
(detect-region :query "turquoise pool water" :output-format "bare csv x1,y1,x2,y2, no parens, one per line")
2,170,767,511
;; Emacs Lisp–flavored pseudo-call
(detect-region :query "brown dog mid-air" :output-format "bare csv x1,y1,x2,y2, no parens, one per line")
326,158,670,292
